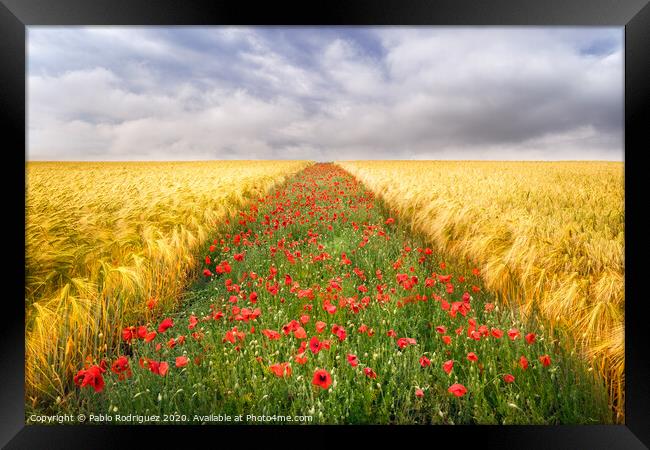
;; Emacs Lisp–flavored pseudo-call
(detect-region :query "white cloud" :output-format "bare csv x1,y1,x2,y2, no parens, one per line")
27,27,623,161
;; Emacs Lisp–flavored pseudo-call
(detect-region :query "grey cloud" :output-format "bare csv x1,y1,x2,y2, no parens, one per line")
27,27,623,161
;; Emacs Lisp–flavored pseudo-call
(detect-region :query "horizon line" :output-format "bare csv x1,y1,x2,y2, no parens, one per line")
25,159,625,163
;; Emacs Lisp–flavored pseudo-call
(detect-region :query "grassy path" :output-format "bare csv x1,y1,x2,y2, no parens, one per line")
61,163,610,424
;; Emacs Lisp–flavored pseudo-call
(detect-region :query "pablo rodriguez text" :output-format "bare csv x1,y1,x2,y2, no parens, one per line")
89,413,183,423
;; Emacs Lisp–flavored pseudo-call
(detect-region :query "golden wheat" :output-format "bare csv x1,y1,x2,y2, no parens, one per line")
25,160,311,408
337,160,624,421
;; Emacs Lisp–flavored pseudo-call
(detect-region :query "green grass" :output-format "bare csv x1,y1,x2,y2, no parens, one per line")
32,163,611,425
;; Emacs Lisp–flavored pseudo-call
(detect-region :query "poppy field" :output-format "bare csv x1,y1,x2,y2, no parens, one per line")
339,160,624,421
31,163,613,424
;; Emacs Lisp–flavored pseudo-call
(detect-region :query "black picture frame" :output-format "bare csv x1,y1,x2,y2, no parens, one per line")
3,0,649,448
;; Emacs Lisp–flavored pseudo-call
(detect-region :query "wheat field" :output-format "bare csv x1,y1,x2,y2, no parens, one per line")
25,160,311,408
337,161,624,421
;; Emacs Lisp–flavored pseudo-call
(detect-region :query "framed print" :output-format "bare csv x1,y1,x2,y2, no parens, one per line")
2,0,649,447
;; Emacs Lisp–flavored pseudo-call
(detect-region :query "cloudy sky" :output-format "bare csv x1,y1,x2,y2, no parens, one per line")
27,27,623,161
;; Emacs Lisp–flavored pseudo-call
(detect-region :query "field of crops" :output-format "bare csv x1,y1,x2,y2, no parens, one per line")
34,163,613,424
25,161,311,408
337,161,624,420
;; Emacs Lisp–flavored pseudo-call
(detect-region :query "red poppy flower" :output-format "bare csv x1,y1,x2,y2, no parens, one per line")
341,253,352,265
448,383,467,397
216,261,232,273
491,328,503,338
442,335,452,345
435,325,446,334
332,325,347,341
122,327,135,342
73,365,105,393
438,274,452,283
145,331,157,342
312,368,332,389
158,318,174,333
525,333,536,344
175,356,189,368
503,374,515,383
144,359,158,374
347,354,359,367
467,352,478,362
223,327,246,344
136,325,147,339
519,356,529,370
262,329,281,340
397,337,416,349
309,336,322,354
315,321,327,333
111,356,131,380
282,320,298,334
294,327,307,339
470,331,481,341
415,388,424,398
419,356,431,367
147,297,158,310
507,328,520,340
443,360,454,375
364,367,377,379
539,354,551,367
269,362,292,377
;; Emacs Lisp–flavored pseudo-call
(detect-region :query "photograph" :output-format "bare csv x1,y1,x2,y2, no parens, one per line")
23,25,626,427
